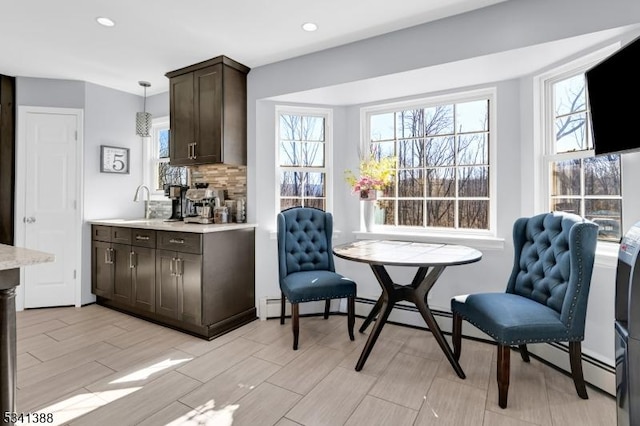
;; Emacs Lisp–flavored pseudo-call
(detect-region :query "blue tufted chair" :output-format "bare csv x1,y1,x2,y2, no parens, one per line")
277,207,356,350
451,212,598,408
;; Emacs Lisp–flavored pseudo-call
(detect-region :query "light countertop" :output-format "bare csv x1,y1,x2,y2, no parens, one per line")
88,218,257,234
0,244,55,271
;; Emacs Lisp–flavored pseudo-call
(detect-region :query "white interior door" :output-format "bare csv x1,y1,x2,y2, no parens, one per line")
22,110,80,308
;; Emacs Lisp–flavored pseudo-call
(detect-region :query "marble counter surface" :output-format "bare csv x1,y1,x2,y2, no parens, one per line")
88,218,257,234
0,244,55,271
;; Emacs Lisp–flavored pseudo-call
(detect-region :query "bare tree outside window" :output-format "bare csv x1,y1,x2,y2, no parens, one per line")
549,74,622,242
278,111,327,211
368,98,491,231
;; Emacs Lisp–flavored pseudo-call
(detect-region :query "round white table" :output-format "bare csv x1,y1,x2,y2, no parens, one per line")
333,239,482,378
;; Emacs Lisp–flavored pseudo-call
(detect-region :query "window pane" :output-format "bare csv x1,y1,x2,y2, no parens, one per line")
427,200,454,227
396,110,424,138
398,169,423,197
426,136,455,166
280,114,300,140
458,134,488,165
551,198,580,215
304,172,325,197
280,172,302,197
458,166,488,197
370,141,395,160
555,112,588,152
551,159,581,196
159,129,170,158
375,201,393,225
425,105,454,136
584,155,621,196
280,198,301,211
157,163,186,191
426,168,455,197
398,200,423,226
455,100,488,133
586,199,622,242
459,200,489,229
301,116,324,141
304,198,325,210
554,74,586,117
301,142,324,167
398,139,424,168
279,141,299,166
370,113,395,141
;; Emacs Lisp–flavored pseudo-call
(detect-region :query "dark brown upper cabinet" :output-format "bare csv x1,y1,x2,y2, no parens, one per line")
166,56,249,166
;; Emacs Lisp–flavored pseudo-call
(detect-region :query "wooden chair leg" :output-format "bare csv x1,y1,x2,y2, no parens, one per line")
348,297,355,341
519,344,530,362
324,299,331,319
280,292,286,325
497,345,510,409
569,341,589,399
292,303,299,350
452,312,462,361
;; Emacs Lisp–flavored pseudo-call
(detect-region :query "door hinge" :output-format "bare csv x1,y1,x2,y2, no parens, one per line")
73,270,77,279
75,131,78,141
73,200,77,210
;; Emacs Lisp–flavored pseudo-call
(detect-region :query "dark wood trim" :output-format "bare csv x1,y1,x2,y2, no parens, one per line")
497,344,511,409
0,75,16,246
569,341,589,399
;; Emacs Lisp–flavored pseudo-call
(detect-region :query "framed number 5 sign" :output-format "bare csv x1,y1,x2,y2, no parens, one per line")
100,145,130,174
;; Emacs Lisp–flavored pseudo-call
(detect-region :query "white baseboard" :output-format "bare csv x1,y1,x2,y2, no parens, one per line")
259,296,615,396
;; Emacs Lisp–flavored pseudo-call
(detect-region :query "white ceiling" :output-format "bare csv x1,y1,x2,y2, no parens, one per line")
0,0,510,96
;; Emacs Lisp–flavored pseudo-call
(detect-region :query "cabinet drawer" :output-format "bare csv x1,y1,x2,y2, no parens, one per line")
157,232,202,254
131,229,156,248
111,227,132,244
92,225,112,242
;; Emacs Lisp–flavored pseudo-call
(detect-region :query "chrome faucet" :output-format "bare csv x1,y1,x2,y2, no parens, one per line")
133,184,151,219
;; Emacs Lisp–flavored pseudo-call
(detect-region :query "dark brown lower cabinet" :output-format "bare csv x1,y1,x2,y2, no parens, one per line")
91,224,256,339
156,250,202,325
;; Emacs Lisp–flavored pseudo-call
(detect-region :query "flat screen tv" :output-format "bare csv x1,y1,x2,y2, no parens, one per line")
586,34,640,156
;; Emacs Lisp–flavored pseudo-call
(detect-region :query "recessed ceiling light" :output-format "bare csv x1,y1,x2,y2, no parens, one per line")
302,22,318,32
96,17,115,27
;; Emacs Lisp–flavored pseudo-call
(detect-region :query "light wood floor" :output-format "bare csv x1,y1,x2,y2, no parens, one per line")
15,304,616,425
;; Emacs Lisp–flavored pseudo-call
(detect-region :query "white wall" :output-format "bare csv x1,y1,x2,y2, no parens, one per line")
247,0,640,370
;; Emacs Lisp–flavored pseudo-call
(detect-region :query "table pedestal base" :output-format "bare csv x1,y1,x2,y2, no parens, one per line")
356,264,466,379
0,268,19,424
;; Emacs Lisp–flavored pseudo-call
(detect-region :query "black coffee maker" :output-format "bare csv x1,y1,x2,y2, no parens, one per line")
164,184,188,221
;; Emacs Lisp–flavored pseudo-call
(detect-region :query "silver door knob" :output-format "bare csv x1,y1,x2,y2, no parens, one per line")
24,217,36,223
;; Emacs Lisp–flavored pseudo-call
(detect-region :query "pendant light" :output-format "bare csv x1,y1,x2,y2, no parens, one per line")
136,81,152,137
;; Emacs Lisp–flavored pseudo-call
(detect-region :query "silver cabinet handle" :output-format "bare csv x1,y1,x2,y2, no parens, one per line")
192,142,197,160
169,238,185,244
176,258,183,276
170,257,176,276
129,251,136,269
105,248,114,264
135,235,150,241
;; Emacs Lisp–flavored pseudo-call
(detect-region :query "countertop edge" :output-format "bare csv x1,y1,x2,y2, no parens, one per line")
87,219,257,234
0,244,55,271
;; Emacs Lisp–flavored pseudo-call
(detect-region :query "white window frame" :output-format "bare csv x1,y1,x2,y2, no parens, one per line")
275,105,334,214
535,44,623,245
359,87,498,238
143,115,170,199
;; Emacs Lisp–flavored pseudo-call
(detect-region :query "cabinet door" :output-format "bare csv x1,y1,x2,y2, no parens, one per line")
169,72,195,166
193,64,222,164
112,243,133,305
132,246,156,312
177,253,202,325
92,240,113,298
155,249,179,319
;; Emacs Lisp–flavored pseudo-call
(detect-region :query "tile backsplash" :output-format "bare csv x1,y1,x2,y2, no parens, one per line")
190,164,247,200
